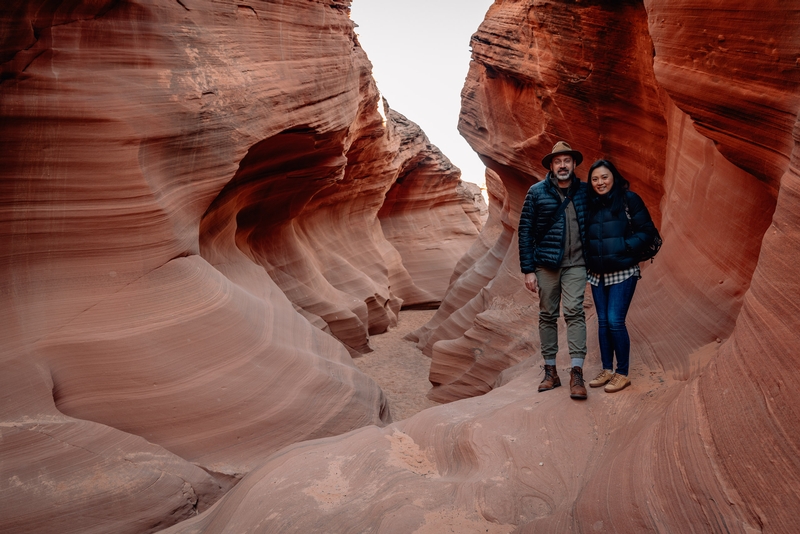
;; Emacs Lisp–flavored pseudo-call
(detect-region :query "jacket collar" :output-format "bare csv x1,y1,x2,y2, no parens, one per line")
545,171,579,196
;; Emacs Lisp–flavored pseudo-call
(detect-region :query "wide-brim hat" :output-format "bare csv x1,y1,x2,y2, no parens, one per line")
541,141,583,169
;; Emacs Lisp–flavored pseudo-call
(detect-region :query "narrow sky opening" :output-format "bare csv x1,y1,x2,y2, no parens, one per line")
349,0,494,191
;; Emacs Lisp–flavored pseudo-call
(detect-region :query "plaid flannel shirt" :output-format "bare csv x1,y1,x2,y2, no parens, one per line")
587,265,640,287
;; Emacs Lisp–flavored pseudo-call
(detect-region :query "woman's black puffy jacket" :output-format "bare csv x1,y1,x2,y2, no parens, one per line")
585,190,657,274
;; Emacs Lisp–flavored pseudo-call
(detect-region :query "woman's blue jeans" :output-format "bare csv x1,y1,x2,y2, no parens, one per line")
591,275,638,376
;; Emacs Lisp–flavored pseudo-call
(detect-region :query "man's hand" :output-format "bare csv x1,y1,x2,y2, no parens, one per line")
524,272,538,293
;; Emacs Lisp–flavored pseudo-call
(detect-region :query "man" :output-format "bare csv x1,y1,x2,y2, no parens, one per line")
518,141,589,400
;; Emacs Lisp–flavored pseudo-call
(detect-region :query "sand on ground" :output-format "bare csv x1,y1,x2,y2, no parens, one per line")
353,309,440,422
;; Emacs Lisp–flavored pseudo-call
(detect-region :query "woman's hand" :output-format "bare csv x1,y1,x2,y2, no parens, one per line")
524,272,538,293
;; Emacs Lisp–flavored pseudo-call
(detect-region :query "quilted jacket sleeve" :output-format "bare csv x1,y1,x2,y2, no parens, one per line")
624,191,658,254
518,185,538,274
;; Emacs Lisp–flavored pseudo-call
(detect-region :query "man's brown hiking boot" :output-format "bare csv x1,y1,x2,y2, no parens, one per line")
538,365,561,392
569,366,587,400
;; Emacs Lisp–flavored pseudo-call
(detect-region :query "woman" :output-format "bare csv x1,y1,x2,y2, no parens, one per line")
584,159,658,393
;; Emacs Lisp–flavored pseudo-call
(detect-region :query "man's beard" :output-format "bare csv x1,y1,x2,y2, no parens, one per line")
553,170,575,183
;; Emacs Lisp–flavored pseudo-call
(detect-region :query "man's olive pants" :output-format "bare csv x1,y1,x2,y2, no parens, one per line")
534,265,587,361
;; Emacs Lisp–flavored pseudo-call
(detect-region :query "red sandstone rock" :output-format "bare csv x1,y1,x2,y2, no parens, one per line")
4,0,800,532
164,1,800,532
0,358,225,533
0,0,478,531
428,0,670,398
436,0,798,531
161,379,599,534
378,107,482,308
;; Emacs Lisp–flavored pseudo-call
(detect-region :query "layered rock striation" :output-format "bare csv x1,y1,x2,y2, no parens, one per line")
166,1,800,533
3,0,800,532
0,0,479,531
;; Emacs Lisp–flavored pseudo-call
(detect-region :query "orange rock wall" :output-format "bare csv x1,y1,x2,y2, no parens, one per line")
378,108,482,308
428,0,800,530
0,0,479,531
3,0,800,532
421,0,674,400
164,1,800,533
642,1,800,528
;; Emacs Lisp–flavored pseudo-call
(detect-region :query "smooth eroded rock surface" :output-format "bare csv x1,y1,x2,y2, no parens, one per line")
0,0,479,531
166,1,800,533
3,0,799,532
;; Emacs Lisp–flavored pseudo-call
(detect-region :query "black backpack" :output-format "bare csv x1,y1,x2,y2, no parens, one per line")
624,197,662,263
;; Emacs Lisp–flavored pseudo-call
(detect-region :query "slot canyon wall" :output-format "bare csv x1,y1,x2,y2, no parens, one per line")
1,2,799,534
0,0,481,531
165,1,800,533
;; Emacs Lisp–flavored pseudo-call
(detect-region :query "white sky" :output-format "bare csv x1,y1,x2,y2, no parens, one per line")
349,0,494,190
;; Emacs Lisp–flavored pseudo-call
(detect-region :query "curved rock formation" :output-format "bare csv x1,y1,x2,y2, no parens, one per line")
378,108,482,308
1,358,225,534
0,0,479,531
165,1,800,533
4,0,799,532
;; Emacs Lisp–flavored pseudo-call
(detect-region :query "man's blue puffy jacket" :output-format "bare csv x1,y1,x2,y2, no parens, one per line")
518,174,588,273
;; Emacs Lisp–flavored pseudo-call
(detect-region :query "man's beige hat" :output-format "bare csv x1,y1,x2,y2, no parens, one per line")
541,141,583,169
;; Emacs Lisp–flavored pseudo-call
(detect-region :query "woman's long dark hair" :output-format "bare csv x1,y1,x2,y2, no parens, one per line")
586,159,629,214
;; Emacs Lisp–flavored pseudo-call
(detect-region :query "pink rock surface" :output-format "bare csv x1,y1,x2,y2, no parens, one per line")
1,357,225,533
378,108,482,308
0,0,478,531
3,0,800,532
164,1,800,532
424,0,671,399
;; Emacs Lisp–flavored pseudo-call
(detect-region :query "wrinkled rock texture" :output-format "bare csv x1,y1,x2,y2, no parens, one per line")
3,1,799,534
0,0,479,531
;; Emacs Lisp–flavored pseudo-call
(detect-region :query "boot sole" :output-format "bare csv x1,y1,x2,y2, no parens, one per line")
538,382,561,392
605,381,631,393
570,392,587,400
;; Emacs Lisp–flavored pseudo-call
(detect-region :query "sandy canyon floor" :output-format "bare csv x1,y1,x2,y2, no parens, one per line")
352,309,440,422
